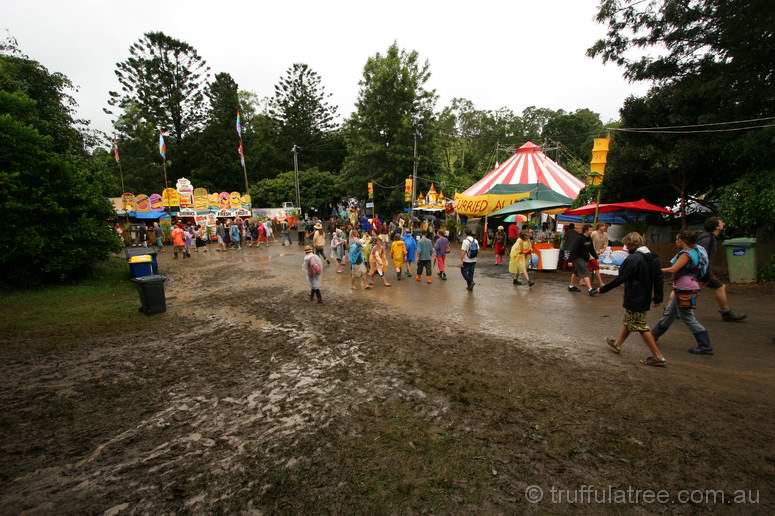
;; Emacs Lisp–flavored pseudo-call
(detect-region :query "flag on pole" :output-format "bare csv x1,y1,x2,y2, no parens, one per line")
236,111,242,137
159,130,168,159
238,140,245,168
113,140,120,163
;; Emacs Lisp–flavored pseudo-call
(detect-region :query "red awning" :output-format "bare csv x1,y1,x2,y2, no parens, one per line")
564,199,673,216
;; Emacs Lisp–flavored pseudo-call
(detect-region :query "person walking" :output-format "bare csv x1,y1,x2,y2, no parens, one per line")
493,226,507,265
697,217,747,322
280,219,292,246
230,222,241,250
402,229,417,276
416,231,434,284
390,233,407,280
348,230,371,290
297,217,307,246
460,228,479,291
434,229,450,280
196,224,208,253
368,237,391,287
216,220,226,252
568,224,598,296
302,245,324,303
264,219,274,244
331,227,346,273
596,232,666,367
171,223,186,259
590,223,609,287
560,223,578,270
313,223,330,265
509,230,534,286
651,229,713,355
183,224,194,256
154,222,164,252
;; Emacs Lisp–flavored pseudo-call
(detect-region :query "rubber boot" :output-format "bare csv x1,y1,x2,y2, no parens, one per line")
415,274,421,282
309,289,315,302
688,331,713,355
314,289,323,304
426,276,432,284
397,270,402,280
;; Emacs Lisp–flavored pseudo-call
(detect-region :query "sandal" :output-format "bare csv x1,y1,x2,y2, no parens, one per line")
606,338,621,354
642,356,667,367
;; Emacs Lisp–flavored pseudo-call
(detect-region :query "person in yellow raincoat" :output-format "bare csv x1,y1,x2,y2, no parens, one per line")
509,230,535,287
390,233,408,280
368,237,391,287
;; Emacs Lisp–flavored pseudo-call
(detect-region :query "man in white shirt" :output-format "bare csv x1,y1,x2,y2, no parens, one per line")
460,228,479,291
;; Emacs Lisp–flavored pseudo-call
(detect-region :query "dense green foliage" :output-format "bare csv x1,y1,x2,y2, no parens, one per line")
0,46,119,285
343,43,439,215
249,169,340,214
589,0,775,228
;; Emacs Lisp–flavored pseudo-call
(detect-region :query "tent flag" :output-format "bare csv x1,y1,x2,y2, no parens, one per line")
113,140,120,163
238,140,245,168
236,111,242,137
159,130,168,159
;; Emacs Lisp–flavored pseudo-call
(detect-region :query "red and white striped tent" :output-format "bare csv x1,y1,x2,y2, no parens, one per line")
462,141,585,200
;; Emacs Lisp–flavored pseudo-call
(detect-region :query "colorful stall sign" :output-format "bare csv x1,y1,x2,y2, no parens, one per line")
193,187,209,211
208,193,220,208
241,194,252,209
219,192,230,209
229,191,242,208
121,192,135,211
149,193,163,210
177,177,194,208
453,192,531,217
134,194,151,212
162,188,180,207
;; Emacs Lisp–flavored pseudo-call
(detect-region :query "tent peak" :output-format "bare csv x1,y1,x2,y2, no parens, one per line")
517,141,542,153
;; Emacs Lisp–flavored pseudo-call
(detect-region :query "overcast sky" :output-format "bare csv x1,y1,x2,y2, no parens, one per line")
5,0,648,135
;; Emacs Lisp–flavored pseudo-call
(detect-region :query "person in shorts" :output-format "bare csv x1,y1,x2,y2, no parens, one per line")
568,224,598,296
596,232,666,367
697,217,747,322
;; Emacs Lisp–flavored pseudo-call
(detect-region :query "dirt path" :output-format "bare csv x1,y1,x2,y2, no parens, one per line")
1,245,774,514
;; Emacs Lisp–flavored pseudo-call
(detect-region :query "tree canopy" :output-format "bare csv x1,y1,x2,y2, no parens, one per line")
1,44,118,285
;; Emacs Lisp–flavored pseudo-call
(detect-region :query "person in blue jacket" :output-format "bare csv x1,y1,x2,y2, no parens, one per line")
402,229,417,276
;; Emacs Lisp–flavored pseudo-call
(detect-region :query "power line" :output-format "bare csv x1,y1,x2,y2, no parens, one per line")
612,115,775,130
611,123,775,134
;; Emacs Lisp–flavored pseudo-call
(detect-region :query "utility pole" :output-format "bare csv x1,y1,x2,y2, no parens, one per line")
412,131,418,211
495,142,500,166
292,144,301,212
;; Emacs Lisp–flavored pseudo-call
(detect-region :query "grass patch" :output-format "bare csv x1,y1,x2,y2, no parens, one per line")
0,255,145,336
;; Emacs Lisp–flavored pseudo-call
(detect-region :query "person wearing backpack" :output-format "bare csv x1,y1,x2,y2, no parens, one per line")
595,232,667,367
302,245,324,303
652,229,713,355
460,228,479,291
348,230,371,290
697,217,747,322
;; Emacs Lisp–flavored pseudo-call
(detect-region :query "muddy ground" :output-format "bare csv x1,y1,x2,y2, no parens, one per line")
1,244,774,514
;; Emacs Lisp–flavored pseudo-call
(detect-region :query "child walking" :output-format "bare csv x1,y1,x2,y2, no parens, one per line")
596,232,666,367
302,245,324,303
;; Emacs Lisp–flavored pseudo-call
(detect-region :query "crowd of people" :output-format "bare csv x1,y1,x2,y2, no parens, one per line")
123,211,749,369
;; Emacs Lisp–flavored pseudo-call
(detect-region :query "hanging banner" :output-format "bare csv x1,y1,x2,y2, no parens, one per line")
134,194,151,212
149,193,163,210
121,192,135,211
453,192,531,217
240,194,252,209
404,178,412,202
193,187,209,211
162,188,180,207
